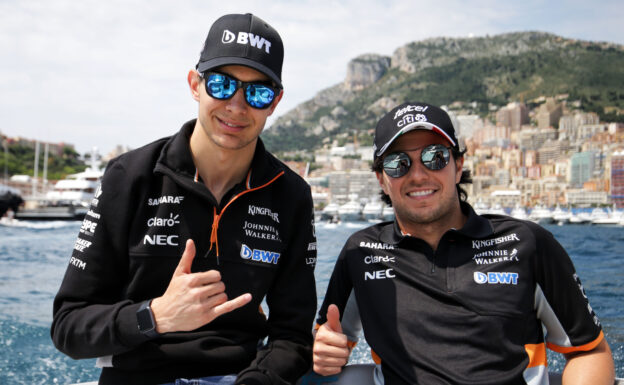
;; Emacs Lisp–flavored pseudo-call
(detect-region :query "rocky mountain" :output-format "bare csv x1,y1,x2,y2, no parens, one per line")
261,31,624,153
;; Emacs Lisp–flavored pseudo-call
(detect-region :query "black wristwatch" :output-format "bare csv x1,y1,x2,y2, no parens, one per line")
136,300,160,338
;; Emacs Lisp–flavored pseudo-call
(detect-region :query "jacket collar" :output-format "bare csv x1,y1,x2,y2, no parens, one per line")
378,201,494,245
154,119,285,188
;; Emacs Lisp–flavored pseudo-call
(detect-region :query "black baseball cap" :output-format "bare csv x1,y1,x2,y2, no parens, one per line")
374,102,459,160
196,13,284,88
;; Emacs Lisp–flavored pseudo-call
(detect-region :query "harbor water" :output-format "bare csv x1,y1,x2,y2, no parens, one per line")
1,220,623,384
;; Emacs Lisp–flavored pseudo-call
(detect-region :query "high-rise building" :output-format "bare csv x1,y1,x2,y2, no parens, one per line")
570,151,597,188
496,102,529,131
536,98,563,129
611,151,624,208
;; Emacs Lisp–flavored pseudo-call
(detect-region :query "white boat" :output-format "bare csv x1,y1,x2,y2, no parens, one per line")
361,200,383,221
569,211,592,225
338,200,363,222
381,205,394,221
590,207,622,226
529,205,554,224
510,204,529,220
552,205,571,225
14,153,103,221
486,203,506,216
320,202,340,221
473,200,489,216
44,160,103,206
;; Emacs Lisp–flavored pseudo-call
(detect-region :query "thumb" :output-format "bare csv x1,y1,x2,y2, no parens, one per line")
174,239,196,276
326,304,342,333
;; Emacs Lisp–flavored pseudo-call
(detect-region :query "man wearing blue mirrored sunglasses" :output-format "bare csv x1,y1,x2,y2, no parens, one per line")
313,102,614,385
52,13,317,385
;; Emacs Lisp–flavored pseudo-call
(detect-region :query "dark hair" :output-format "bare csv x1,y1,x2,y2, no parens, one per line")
372,147,472,206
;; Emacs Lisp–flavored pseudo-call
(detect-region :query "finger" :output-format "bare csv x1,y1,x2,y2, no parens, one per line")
315,324,349,350
314,343,350,360
212,293,252,317
313,363,342,376
188,269,223,287
313,353,349,368
174,239,196,276
326,304,342,333
197,281,228,301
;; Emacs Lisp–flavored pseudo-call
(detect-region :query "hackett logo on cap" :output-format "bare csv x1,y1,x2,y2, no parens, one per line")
221,29,273,53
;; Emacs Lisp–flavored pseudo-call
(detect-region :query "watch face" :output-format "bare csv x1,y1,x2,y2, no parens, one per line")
137,307,155,332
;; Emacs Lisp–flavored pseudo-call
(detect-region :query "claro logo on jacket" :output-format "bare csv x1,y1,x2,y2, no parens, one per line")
141,196,185,248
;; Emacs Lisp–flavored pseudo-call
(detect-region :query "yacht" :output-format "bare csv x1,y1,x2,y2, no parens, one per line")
44,167,103,206
320,202,340,222
551,205,571,225
362,200,383,222
590,207,622,226
510,204,529,220
338,200,363,222
569,211,592,225
473,200,490,216
486,203,507,216
528,205,554,224
381,205,394,222
15,157,103,221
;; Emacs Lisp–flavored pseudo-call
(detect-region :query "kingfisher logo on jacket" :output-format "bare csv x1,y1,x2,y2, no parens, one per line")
240,244,281,265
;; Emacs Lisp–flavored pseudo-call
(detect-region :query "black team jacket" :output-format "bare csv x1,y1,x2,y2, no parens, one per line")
51,120,318,385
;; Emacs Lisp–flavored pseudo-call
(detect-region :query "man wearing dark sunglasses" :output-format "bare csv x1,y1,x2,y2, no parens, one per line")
312,102,614,384
52,13,317,385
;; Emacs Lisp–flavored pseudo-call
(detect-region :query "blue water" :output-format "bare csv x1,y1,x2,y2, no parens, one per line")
0,221,622,384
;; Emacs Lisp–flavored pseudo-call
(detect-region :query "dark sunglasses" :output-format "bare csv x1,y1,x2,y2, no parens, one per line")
201,71,279,109
383,144,453,178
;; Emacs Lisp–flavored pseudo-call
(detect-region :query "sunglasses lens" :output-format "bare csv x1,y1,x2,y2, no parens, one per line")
245,84,275,109
206,73,237,99
421,145,450,170
383,152,411,178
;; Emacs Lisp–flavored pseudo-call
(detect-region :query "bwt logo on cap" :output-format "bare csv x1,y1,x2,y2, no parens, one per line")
221,29,272,53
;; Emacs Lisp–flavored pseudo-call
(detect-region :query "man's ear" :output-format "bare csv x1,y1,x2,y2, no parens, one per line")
188,70,201,102
375,170,389,196
455,155,464,184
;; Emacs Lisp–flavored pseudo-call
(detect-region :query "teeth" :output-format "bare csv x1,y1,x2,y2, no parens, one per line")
223,121,242,128
408,190,434,197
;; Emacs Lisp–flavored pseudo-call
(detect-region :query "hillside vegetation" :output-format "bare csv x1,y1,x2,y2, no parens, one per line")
0,142,86,181
261,31,624,153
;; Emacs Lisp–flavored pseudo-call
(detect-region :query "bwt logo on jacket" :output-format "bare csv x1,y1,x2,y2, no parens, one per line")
474,271,519,285
222,30,272,53
240,244,280,264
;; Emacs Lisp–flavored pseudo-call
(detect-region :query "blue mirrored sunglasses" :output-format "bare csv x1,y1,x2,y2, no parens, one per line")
383,144,452,178
201,71,279,109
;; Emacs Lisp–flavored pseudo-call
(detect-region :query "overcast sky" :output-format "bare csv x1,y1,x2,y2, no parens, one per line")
1,0,622,155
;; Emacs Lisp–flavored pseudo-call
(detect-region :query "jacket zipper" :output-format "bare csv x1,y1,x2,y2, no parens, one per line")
205,169,285,264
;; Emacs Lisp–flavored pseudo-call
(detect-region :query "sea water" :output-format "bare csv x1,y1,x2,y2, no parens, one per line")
1,220,623,384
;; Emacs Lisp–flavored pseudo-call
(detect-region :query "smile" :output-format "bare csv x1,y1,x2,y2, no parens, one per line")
219,118,244,128
408,190,434,197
